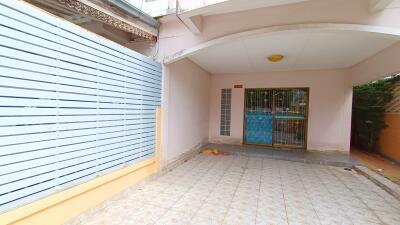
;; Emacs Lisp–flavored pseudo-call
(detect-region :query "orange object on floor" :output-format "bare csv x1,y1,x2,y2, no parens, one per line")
200,148,228,156
351,148,400,185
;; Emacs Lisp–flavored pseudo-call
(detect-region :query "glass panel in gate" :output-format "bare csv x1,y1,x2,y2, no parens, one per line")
245,89,274,145
273,89,308,148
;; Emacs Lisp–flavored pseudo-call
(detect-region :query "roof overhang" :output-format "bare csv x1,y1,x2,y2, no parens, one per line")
26,0,158,41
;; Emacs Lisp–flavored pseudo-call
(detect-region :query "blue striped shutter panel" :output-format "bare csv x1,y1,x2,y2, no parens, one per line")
0,1,161,212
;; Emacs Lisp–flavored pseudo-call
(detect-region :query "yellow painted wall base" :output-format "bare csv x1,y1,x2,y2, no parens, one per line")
0,158,158,225
0,108,162,225
380,114,400,161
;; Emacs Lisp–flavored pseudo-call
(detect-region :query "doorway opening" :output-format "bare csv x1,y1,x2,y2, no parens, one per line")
244,88,309,149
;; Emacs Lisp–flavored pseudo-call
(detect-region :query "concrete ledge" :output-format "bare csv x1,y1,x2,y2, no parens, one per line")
354,166,400,201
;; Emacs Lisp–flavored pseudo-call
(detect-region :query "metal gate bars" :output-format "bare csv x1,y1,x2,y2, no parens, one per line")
244,88,309,149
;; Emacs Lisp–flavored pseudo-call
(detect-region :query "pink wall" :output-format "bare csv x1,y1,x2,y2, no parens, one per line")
162,59,211,165
209,70,353,152
350,42,400,85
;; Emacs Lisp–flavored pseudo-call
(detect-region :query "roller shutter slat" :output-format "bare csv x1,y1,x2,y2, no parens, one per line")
0,1,161,213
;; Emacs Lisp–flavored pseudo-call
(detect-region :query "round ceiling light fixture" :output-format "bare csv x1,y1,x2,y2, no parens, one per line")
267,54,284,62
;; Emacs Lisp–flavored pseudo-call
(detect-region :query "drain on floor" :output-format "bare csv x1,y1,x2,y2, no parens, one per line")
344,167,352,171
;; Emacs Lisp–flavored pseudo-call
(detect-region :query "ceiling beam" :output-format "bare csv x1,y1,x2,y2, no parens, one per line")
369,0,394,12
178,15,203,34
176,0,309,34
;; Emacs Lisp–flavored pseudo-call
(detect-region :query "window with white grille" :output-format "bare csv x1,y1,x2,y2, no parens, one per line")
220,89,232,136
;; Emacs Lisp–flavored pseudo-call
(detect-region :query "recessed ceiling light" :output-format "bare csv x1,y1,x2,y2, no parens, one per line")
267,54,284,62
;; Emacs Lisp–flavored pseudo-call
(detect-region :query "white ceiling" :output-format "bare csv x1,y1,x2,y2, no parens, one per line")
188,30,398,74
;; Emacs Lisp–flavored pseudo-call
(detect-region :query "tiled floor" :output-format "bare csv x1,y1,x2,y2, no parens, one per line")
65,154,400,225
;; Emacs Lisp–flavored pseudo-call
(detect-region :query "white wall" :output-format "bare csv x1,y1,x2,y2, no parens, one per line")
209,70,353,152
162,59,211,165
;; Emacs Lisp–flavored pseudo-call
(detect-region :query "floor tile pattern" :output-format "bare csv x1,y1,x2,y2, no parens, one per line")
64,154,400,225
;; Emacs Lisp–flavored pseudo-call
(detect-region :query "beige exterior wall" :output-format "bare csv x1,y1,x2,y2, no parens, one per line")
162,59,211,165
350,42,400,85
208,70,353,152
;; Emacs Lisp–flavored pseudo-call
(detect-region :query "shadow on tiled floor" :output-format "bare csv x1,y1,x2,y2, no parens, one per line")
205,143,362,167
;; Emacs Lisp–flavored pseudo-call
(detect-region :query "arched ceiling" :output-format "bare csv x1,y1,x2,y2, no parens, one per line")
164,24,400,74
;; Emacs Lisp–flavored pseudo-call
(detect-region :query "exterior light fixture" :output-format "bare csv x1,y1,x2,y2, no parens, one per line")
267,54,284,62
